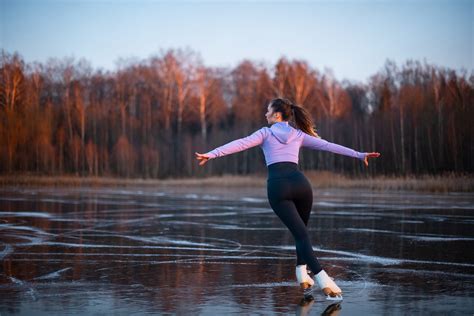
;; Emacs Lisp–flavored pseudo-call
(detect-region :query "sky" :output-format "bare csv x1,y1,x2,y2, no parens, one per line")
1,0,472,83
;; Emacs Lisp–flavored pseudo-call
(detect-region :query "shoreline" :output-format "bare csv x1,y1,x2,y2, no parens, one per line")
0,172,473,192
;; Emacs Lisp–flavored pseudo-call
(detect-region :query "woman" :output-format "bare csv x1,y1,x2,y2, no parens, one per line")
195,98,381,300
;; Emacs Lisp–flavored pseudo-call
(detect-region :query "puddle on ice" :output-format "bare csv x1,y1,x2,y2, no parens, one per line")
0,186,473,315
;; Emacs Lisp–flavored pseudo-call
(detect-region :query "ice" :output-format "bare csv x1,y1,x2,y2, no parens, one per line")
0,186,473,315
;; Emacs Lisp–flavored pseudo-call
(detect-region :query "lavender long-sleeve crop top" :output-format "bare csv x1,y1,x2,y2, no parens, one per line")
205,121,367,166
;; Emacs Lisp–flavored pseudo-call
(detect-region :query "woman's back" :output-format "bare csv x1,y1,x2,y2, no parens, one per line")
260,122,304,165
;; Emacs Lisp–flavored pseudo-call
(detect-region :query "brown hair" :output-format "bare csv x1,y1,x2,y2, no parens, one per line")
269,98,319,137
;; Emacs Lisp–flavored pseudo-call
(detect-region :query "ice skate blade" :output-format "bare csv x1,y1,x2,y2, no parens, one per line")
303,286,314,297
326,294,343,301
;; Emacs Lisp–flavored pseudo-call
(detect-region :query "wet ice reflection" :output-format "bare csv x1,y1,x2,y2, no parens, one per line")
0,186,473,315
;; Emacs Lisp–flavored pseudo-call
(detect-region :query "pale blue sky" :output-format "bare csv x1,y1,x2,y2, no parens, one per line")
1,0,472,82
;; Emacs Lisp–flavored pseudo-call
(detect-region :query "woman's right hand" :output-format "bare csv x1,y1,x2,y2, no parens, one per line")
363,152,381,167
195,152,210,166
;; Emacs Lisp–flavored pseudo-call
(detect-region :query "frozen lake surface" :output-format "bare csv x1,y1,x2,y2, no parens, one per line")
1,185,473,315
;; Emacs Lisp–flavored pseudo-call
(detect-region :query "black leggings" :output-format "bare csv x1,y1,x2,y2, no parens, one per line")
266,162,322,275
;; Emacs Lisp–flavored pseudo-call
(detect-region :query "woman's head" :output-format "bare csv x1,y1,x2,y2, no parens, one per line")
266,98,318,137
266,98,292,123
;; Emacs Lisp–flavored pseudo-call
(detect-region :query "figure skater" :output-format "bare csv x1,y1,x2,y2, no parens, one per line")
195,97,381,300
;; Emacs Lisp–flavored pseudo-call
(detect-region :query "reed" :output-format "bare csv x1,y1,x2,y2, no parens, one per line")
0,172,472,192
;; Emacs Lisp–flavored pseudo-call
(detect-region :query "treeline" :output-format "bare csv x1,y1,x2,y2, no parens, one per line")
1,48,472,178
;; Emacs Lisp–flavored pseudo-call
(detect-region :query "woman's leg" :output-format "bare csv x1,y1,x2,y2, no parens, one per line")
293,175,314,268
293,197,313,267
267,179,322,275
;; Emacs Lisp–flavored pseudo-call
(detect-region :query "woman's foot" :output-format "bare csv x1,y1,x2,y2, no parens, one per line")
296,264,314,290
314,270,343,300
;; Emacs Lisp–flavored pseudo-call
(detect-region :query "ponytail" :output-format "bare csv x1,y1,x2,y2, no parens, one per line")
291,103,319,137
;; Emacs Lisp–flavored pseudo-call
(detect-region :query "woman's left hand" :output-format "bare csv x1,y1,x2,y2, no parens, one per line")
363,152,381,167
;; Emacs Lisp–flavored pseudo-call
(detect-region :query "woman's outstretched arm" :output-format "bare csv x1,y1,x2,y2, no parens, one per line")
301,133,381,167
195,127,268,166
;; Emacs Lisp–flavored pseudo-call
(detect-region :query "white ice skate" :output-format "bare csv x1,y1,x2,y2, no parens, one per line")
314,269,343,301
296,264,315,296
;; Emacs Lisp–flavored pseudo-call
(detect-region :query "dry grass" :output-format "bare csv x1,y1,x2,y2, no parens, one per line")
0,174,266,188
0,172,472,192
304,171,474,192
